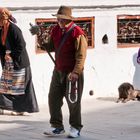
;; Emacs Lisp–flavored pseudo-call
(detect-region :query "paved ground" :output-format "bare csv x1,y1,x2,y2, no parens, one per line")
0,97,140,140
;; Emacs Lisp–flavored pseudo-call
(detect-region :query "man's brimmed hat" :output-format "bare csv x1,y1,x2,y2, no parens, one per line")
52,6,73,20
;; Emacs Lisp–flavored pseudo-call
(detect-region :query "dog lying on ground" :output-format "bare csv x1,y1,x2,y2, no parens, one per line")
116,82,140,103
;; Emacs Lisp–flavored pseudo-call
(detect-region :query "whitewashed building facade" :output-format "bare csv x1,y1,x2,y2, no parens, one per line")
1,0,140,105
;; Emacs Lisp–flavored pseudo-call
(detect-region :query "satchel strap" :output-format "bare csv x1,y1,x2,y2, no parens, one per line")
55,23,77,60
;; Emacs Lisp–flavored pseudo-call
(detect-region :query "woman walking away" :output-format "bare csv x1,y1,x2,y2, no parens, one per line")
0,7,39,115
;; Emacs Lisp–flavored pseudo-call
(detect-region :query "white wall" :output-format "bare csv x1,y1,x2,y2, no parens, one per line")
7,8,140,105
1,0,140,7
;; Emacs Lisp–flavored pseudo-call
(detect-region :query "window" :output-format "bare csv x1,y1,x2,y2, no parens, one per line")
35,17,94,53
117,15,140,48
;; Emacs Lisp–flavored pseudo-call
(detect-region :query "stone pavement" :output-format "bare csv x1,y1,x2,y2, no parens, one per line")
0,97,140,140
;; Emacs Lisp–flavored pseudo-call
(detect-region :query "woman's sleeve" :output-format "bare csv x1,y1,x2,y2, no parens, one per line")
11,25,26,58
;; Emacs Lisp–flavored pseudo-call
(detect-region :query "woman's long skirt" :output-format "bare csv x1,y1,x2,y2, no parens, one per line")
0,66,39,113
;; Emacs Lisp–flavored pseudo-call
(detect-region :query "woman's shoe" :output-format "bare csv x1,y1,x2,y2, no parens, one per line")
11,111,24,116
0,109,4,115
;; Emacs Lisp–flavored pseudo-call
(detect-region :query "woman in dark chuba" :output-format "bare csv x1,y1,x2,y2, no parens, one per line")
0,7,39,115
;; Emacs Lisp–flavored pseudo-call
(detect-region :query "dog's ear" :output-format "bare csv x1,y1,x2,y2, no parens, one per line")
118,83,131,99
128,83,134,90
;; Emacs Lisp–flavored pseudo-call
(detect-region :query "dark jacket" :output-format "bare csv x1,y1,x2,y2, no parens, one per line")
0,22,30,70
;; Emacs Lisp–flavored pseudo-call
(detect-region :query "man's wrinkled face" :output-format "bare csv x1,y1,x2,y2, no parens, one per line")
57,18,67,28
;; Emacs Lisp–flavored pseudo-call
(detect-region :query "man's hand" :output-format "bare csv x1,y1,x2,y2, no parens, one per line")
68,72,78,82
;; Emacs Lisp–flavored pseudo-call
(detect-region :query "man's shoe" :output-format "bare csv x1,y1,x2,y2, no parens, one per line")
68,127,80,138
43,127,65,136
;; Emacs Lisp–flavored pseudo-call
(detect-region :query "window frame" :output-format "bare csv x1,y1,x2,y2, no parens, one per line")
35,17,94,53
